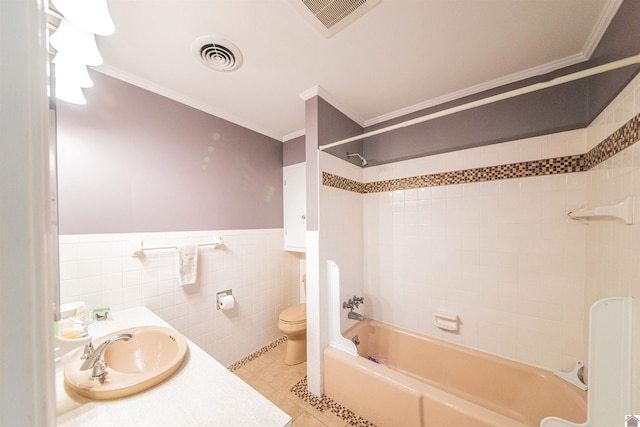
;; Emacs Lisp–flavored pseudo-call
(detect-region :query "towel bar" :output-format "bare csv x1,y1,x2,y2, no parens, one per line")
131,236,223,258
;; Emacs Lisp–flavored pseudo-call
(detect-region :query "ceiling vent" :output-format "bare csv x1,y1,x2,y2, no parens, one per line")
288,0,381,38
192,36,243,72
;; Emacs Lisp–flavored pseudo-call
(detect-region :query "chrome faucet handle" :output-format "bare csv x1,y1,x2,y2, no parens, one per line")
90,359,109,382
81,340,94,360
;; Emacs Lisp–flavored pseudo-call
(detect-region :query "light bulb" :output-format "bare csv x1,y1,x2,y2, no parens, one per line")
49,18,103,66
53,53,93,88
55,80,87,105
51,0,115,36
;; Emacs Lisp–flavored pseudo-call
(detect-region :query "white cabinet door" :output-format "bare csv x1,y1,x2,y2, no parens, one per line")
283,162,306,252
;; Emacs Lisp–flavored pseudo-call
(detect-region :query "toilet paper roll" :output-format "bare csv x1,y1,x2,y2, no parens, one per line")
217,295,235,311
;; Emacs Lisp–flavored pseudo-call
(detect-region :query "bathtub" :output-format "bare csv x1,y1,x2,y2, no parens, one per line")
324,319,586,427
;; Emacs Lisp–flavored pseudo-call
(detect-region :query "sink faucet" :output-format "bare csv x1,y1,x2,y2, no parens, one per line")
80,333,133,382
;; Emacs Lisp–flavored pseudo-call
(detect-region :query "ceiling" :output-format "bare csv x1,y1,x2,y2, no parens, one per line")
95,0,623,142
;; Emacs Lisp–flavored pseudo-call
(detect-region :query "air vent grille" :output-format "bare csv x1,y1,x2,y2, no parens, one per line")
192,36,243,72
304,0,367,29
200,44,237,71
289,0,380,37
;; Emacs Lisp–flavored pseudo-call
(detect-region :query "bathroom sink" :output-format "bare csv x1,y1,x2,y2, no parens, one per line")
64,326,188,400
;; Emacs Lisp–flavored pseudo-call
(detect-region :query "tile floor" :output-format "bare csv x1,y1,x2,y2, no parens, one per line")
231,343,352,427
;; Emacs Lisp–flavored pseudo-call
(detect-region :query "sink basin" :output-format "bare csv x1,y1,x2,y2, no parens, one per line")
64,326,188,400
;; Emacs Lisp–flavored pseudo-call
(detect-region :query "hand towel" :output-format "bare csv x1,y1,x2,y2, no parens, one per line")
177,243,198,285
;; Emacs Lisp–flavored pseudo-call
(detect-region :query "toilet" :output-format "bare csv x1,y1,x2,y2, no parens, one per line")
278,303,307,365
278,275,307,365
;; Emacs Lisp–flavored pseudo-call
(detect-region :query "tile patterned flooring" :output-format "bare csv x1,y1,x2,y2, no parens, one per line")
231,342,355,427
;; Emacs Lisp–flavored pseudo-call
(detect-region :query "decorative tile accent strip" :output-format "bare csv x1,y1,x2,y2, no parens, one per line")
361,153,585,193
322,172,366,193
226,336,287,372
323,113,640,194
585,114,639,168
290,376,376,427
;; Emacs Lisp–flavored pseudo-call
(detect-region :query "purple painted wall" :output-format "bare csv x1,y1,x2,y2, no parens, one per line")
57,71,283,234
317,97,363,168
283,135,305,166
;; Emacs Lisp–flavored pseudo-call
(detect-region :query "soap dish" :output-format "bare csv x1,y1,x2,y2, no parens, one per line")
434,311,459,332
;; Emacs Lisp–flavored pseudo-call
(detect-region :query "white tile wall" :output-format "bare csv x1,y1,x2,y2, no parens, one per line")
363,132,589,372
585,71,640,410
59,229,301,366
356,72,640,409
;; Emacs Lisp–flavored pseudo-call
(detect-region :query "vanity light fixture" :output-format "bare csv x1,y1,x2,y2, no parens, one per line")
48,0,115,104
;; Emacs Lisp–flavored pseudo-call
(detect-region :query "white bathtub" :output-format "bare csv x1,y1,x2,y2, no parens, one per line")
324,319,586,427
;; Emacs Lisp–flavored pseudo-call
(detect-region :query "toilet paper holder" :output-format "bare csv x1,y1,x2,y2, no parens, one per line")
216,289,235,310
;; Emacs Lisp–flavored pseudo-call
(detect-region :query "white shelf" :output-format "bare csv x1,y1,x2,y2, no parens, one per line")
567,196,633,225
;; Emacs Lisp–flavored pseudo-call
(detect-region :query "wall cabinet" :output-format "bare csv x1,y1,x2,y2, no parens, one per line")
283,162,306,252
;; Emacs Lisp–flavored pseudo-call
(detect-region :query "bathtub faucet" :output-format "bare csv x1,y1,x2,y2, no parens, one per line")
348,311,365,321
343,295,365,321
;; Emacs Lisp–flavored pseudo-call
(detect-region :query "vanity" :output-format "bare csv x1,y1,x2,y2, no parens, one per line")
56,306,292,426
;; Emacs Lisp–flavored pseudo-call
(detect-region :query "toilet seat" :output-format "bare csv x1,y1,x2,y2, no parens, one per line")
280,319,306,326
279,303,306,325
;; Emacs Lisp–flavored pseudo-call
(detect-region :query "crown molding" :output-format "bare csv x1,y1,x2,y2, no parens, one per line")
364,0,623,128
299,85,365,127
283,128,305,141
365,53,590,128
581,0,623,59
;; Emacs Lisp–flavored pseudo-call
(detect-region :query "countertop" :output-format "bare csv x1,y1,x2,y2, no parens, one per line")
56,306,291,426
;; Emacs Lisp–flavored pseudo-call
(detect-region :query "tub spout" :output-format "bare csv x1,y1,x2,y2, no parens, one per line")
348,311,365,321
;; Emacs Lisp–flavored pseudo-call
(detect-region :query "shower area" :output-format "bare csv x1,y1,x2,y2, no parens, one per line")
304,71,640,415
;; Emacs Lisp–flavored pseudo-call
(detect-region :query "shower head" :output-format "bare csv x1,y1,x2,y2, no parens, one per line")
346,152,368,167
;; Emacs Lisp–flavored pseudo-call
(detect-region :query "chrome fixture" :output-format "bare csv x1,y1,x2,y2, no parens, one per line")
346,152,368,167
80,333,132,382
343,295,364,310
352,335,360,347
343,295,365,321
348,311,365,321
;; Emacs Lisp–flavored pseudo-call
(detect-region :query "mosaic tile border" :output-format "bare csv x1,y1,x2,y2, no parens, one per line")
322,112,640,193
290,376,377,427
226,336,287,372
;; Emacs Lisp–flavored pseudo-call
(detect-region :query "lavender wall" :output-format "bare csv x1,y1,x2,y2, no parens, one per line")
56,72,283,234
318,98,363,168
283,135,305,166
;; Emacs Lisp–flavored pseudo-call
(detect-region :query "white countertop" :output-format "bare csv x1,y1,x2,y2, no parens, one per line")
56,307,291,427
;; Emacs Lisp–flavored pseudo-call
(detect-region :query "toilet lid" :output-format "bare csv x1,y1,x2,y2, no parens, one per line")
279,303,306,324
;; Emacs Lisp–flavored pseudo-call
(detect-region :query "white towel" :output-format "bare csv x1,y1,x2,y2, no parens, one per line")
177,244,198,285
